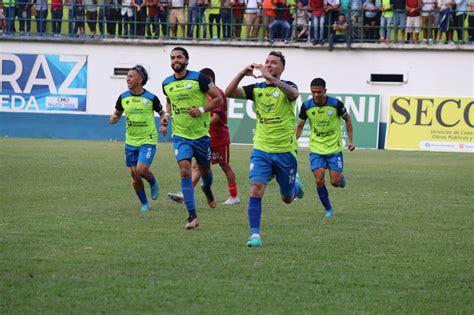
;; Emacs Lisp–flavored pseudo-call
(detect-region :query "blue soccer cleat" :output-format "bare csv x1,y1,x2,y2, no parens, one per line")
325,209,335,217
246,235,263,247
151,182,160,200
141,203,151,212
296,173,305,199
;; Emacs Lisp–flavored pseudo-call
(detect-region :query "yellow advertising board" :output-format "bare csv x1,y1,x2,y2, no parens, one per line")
386,96,474,152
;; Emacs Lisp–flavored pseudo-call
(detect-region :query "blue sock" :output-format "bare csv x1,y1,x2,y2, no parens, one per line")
317,186,332,210
248,197,262,235
148,176,156,186
201,172,214,200
136,190,148,205
181,177,196,218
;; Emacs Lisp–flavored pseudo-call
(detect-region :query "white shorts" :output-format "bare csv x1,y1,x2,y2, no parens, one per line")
406,16,421,33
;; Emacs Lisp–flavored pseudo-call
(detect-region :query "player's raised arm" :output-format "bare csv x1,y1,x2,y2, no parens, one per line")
225,64,257,99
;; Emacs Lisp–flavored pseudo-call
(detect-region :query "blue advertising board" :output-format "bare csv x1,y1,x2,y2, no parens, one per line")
0,53,87,112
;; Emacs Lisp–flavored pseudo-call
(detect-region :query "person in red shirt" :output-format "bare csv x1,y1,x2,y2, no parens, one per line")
405,0,421,43
168,68,240,205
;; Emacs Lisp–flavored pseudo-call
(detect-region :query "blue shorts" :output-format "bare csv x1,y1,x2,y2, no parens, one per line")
173,135,211,166
309,152,344,173
249,149,297,198
125,144,157,167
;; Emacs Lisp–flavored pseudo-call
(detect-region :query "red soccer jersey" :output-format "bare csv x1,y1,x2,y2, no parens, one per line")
209,87,230,146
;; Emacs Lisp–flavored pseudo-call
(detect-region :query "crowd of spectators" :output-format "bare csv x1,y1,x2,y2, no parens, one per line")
0,0,473,45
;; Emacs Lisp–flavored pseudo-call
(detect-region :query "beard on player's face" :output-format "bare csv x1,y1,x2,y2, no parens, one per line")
172,62,187,73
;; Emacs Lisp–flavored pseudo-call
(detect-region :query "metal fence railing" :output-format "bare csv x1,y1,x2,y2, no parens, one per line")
1,4,473,45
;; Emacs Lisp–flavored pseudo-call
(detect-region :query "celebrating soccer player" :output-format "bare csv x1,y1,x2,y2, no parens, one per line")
167,67,240,205
225,51,305,248
161,47,223,230
109,65,165,212
296,78,355,218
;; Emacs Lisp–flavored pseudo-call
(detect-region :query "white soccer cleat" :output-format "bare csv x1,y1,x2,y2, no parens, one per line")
167,192,184,203
221,196,240,205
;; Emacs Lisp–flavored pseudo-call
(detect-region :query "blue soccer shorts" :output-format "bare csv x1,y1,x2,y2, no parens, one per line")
249,149,297,198
125,144,157,167
173,135,211,166
309,151,344,173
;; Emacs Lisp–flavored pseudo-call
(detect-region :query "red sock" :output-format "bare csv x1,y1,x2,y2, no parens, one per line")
228,183,238,198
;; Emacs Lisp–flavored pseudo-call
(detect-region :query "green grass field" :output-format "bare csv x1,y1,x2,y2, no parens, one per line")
1,137,473,313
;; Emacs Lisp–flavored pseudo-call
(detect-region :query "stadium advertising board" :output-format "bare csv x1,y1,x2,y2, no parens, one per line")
0,53,87,112
228,93,381,148
386,96,474,152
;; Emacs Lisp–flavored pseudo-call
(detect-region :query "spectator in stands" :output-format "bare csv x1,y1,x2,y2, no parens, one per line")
262,0,277,40
244,0,261,40
421,0,437,43
146,0,158,37
392,0,405,42
362,0,379,40
379,0,393,43
405,0,421,43
208,0,221,39
157,0,170,37
0,5,5,33
269,0,291,42
348,0,362,40
66,0,74,35
452,0,467,43
221,0,232,39
106,0,121,37
169,0,184,37
121,0,133,37
4,0,16,33
33,0,48,34
469,0,474,43
73,0,85,35
97,0,106,36
188,0,208,38
437,0,454,44
85,0,98,37
310,0,326,44
51,0,64,36
132,0,147,36
325,0,340,42
294,0,310,40
17,0,33,34
232,0,245,38
328,12,351,49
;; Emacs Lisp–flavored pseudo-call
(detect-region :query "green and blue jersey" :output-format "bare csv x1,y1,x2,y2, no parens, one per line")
299,96,347,155
115,89,163,147
162,70,213,140
243,81,298,153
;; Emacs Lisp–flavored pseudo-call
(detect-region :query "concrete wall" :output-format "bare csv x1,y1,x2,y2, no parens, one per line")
1,40,473,144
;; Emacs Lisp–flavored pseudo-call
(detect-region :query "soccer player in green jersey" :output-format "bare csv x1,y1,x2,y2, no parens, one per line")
296,78,355,218
109,65,166,212
161,47,223,230
225,51,305,247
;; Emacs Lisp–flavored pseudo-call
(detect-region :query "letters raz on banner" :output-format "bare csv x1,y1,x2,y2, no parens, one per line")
0,53,88,112
386,96,474,152
227,93,381,149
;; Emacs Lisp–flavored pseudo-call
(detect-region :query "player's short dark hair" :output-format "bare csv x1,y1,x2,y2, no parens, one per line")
199,68,215,83
269,51,286,67
131,65,148,86
172,47,189,59
311,78,326,88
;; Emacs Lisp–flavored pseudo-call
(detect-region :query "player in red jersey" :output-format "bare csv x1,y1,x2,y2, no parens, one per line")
168,68,240,205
